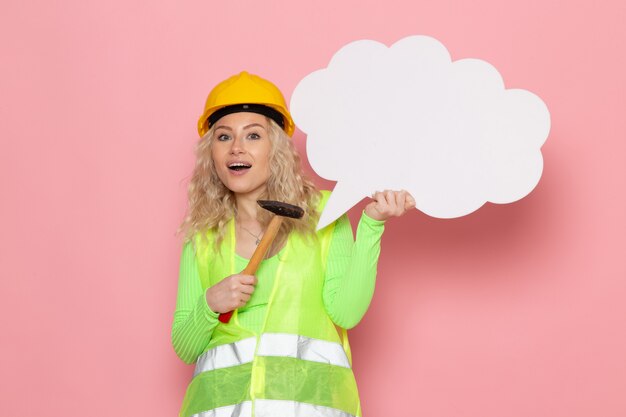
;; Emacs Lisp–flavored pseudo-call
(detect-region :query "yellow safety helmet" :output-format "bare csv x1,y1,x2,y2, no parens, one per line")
197,71,295,137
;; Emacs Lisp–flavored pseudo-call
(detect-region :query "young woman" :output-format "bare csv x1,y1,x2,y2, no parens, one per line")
172,71,414,417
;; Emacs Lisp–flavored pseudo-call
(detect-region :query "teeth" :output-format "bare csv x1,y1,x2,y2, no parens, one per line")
228,162,251,168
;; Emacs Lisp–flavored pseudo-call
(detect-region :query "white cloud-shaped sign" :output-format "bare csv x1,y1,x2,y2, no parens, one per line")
290,35,550,229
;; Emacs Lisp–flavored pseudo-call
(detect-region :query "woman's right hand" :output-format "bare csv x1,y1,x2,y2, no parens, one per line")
205,274,257,314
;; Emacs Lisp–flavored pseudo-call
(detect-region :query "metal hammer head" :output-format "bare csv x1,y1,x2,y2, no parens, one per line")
257,200,305,219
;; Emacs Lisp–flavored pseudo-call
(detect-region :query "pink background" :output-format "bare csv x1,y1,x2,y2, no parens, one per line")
1,1,625,416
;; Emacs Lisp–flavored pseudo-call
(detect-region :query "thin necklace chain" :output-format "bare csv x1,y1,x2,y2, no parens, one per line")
237,222,263,245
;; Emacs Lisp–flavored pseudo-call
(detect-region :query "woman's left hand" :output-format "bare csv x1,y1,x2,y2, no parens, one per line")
364,190,416,222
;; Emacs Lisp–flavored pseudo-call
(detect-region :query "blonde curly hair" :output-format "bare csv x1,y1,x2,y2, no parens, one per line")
178,117,320,253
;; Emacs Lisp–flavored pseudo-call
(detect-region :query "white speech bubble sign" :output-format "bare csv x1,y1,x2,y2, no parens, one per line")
290,35,551,230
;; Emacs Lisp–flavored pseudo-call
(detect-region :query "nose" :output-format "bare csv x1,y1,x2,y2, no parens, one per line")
229,135,245,154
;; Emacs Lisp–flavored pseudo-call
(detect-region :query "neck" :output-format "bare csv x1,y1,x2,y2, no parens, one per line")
234,188,266,222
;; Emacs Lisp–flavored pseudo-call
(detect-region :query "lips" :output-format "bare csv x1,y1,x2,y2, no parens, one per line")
227,161,252,172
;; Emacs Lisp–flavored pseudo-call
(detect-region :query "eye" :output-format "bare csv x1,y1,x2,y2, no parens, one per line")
247,132,261,140
217,133,230,142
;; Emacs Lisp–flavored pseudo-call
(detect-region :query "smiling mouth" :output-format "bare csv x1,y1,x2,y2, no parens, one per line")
228,162,252,171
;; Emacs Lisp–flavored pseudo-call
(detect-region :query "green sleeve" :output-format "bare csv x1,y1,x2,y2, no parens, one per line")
171,241,220,364
322,212,385,329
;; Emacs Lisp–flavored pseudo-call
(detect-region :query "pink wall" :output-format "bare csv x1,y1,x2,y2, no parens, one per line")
1,1,625,416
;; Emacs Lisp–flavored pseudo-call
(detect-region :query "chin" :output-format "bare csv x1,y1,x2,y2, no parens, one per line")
223,181,266,196
216,170,269,197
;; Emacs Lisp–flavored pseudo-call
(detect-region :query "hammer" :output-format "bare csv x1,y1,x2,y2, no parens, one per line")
219,200,305,323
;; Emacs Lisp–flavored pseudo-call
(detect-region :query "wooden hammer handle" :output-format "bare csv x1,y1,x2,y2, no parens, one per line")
218,216,284,324
243,215,283,275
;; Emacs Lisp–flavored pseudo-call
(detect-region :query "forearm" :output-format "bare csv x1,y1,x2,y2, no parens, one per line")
171,242,219,364
323,213,385,329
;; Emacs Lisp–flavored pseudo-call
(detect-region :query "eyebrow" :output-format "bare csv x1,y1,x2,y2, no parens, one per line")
215,123,267,131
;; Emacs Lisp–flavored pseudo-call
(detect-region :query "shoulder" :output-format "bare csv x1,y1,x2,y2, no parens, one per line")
313,190,341,236
191,227,219,255
317,190,332,211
